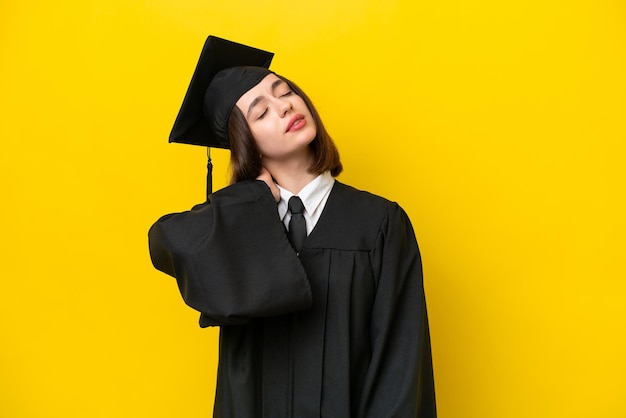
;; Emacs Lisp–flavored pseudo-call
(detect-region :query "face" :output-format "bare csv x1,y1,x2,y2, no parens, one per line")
235,74,317,162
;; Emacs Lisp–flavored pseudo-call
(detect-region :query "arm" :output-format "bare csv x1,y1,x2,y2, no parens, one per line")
148,180,312,327
358,204,437,417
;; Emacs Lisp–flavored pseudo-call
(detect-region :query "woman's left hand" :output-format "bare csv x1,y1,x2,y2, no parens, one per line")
257,167,280,202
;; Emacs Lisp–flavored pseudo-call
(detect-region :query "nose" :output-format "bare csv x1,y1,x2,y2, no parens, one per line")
276,98,292,117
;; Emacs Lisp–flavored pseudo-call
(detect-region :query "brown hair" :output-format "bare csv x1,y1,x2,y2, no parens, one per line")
227,74,342,183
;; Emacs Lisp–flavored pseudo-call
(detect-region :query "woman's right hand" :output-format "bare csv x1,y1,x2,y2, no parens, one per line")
257,167,280,203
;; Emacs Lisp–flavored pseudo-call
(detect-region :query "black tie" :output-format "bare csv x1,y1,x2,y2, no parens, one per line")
288,196,306,253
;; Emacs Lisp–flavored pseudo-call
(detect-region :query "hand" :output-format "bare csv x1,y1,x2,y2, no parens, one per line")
257,167,280,202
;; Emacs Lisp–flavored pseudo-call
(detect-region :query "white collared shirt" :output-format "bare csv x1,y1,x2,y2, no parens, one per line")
277,171,335,235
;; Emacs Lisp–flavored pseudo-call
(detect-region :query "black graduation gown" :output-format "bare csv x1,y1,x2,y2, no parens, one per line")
149,180,436,418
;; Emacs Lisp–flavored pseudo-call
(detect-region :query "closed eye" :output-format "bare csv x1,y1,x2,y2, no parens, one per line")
257,107,268,120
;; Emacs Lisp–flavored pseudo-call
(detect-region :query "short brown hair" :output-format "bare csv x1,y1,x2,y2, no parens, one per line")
227,74,342,183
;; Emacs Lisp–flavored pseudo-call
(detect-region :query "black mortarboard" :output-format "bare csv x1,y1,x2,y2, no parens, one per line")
169,35,274,149
168,35,274,197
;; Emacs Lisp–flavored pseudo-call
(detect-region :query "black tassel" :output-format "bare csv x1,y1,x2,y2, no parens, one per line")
206,148,213,199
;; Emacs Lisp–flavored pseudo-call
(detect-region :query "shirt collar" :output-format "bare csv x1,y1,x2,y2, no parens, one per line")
277,171,334,220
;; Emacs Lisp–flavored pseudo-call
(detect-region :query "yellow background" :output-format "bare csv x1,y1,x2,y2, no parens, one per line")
1,0,624,417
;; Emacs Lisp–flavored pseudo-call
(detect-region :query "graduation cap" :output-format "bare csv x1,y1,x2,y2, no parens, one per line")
169,35,274,196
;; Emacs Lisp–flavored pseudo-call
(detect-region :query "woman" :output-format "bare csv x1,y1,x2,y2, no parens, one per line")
149,36,436,417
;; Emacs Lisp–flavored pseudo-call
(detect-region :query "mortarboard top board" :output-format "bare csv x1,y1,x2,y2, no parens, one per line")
169,35,274,149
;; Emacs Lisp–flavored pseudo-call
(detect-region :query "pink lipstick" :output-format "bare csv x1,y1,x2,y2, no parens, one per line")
286,114,306,132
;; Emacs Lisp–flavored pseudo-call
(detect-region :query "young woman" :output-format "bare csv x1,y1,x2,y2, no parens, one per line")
149,36,436,418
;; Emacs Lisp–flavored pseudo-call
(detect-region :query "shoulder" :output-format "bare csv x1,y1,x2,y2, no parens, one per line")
331,181,402,219
334,181,416,236
210,180,274,206
152,180,277,235
309,181,410,250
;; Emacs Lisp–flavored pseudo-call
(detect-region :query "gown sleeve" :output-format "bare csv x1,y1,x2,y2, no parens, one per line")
358,203,437,417
148,180,312,327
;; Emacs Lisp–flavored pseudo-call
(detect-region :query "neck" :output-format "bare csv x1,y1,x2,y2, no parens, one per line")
263,154,317,195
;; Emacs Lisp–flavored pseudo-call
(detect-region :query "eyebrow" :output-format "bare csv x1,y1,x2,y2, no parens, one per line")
246,79,287,118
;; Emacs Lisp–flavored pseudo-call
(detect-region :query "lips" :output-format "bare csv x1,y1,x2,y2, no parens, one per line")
286,114,306,132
